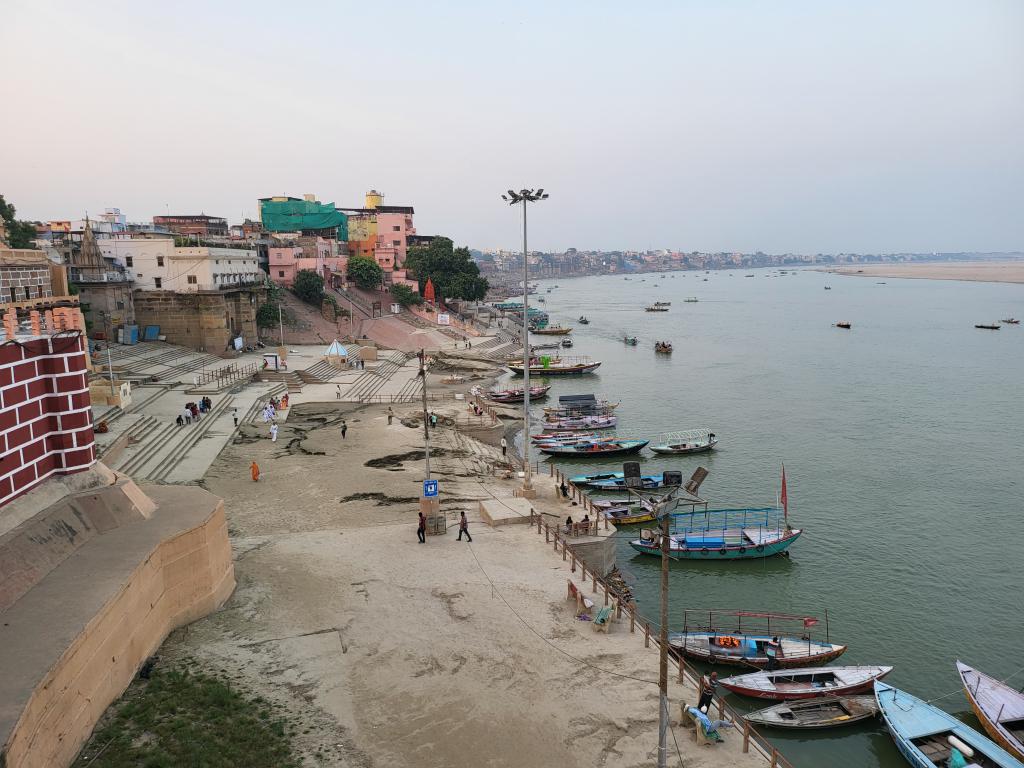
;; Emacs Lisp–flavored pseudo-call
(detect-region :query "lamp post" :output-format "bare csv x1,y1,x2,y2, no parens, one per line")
500,188,548,496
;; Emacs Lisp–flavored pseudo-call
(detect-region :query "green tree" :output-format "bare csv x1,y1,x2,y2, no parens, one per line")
403,237,488,301
0,194,39,249
293,269,325,305
347,256,384,290
256,302,280,328
390,283,423,307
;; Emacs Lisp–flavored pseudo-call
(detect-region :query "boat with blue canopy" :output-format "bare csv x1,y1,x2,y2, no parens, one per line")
875,681,1024,768
629,506,801,560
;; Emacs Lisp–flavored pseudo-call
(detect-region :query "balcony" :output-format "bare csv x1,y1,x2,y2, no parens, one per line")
69,269,134,284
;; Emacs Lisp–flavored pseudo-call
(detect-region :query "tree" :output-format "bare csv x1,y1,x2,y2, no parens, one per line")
293,269,325,305
403,237,489,301
256,302,280,328
0,194,38,249
390,283,423,307
347,256,384,290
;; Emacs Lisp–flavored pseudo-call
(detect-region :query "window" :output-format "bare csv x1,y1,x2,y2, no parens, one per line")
393,240,400,246
157,256,164,267
278,270,285,278
125,256,133,267
187,275,197,284
393,225,401,231
24,287,31,300
154,277,162,288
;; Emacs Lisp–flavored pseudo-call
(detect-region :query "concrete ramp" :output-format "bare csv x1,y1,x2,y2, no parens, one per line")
479,497,536,527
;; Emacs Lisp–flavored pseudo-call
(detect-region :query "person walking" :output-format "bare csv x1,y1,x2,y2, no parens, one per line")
698,671,719,711
417,511,426,544
387,407,394,425
232,407,239,428
500,437,508,457
456,511,472,542
429,412,438,430
250,461,260,482
270,423,278,442
336,384,341,400
183,407,192,425
340,419,347,439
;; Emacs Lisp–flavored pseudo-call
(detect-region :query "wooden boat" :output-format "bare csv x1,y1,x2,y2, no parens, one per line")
645,305,670,312
744,696,879,728
596,486,706,525
530,342,560,351
540,439,648,457
654,342,673,354
594,500,657,525
630,505,801,561
835,321,852,329
531,325,573,335
976,324,1001,330
577,316,590,324
650,429,717,455
684,297,698,303
668,610,844,669
824,286,832,290
561,338,573,348
722,666,892,700
542,399,618,415
487,385,550,403
655,301,671,307
508,357,601,376
957,661,1024,761
623,336,638,346
542,414,617,431
875,681,1024,768
1002,318,1020,325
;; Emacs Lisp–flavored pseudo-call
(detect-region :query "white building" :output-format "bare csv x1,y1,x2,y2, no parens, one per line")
97,240,262,292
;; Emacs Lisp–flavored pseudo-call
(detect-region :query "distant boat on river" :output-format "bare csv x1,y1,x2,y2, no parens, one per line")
976,324,1001,330
835,321,852,329
1001,318,1020,325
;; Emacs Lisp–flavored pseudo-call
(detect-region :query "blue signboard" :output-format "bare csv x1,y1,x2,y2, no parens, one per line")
423,480,438,498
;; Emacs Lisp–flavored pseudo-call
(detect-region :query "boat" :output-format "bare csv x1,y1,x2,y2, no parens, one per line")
542,414,617,431
537,296,545,303
532,430,605,442
875,681,1024,768
578,316,590,324
630,505,801,561
571,471,682,490
530,342,561,351
824,286,832,290
976,324,1001,330
507,357,602,376
623,336,638,346
745,274,755,278
486,385,551,403
531,325,573,335
654,341,673,354
539,439,649,457
668,610,845,668
957,661,1024,761
655,301,671,307
1002,318,1020,325
835,322,852,329
596,486,707,525
684,297,698,303
542,400,619,416
561,338,573,348
645,305,669,312
723,666,893,700
744,696,880,729
650,429,717,454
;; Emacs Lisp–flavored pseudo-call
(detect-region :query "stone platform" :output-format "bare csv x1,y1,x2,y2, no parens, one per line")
479,496,536,526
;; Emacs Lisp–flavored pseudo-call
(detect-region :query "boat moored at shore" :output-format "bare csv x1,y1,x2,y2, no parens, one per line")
957,661,1024,761
744,696,880,728
722,666,893,700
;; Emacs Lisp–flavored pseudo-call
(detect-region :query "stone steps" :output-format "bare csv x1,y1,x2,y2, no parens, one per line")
144,396,236,482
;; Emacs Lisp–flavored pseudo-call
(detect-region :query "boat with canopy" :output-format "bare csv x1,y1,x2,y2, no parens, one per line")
649,429,718,455
508,356,601,376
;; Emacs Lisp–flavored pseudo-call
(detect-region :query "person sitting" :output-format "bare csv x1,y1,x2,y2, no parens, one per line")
560,480,569,498
564,515,573,534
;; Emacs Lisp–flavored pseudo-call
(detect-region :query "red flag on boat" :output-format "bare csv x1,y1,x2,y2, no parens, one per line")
803,617,819,628
424,278,435,304
780,463,789,520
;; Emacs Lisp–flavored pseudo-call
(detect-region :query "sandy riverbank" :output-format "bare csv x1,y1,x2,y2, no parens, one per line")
825,261,1024,284
154,401,766,767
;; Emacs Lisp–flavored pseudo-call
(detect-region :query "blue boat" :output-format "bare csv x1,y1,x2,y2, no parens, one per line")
628,507,801,560
570,472,667,489
875,681,1024,768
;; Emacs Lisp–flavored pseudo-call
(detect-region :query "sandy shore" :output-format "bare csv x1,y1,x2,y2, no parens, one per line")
159,401,768,767
825,261,1024,284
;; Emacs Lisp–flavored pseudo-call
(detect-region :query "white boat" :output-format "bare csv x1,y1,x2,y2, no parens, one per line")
720,665,892,700
650,429,717,455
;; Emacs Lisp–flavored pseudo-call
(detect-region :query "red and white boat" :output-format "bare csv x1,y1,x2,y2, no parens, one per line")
719,665,893,701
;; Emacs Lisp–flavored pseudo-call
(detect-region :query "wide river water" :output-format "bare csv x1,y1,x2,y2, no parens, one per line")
502,268,1023,768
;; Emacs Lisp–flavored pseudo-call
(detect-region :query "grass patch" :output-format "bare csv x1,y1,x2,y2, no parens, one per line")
76,668,301,768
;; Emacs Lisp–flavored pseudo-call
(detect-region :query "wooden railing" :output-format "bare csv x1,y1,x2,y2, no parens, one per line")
529,496,795,768
192,361,259,389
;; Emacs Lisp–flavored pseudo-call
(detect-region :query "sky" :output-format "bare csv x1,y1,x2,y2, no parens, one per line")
2,0,1022,254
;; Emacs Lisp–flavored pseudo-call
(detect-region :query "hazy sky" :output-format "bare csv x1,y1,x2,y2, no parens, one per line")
2,1,1022,253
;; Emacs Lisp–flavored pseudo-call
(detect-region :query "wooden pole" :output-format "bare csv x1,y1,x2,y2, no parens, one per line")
645,622,651,648
743,721,750,753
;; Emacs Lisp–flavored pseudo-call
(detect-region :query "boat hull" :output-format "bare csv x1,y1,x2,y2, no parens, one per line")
629,531,802,561
957,661,1024,761
721,666,891,700
745,696,879,729
650,440,717,455
540,440,648,458
508,362,601,376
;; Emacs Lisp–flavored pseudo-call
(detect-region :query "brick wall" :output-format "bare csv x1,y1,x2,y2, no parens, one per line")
0,266,53,304
0,335,95,508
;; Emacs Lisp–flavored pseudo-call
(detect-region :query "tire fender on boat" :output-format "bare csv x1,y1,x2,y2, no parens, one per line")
755,544,765,553
700,548,709,556
738,546,746,554
718,548,728,555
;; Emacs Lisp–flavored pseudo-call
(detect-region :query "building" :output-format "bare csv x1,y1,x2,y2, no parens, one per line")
0,244,74,311
339,190,419,290
152,214,228,237
67,221,135,333
267,238,346,289
258,195,347,241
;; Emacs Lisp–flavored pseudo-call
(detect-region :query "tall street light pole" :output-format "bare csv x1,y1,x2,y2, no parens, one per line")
501,188,548,497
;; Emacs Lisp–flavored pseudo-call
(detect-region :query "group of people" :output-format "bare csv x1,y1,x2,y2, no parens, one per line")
563,513,591,534
417,510,471,543
176,397,213,426
261,394,287,424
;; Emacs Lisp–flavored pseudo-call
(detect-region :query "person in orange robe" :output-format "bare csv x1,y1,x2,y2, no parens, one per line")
251,461,260,482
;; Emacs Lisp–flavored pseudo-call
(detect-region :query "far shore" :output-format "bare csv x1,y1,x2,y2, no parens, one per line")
818,261,1024,285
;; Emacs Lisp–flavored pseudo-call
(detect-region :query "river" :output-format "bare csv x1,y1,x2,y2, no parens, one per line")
501,267,1024,768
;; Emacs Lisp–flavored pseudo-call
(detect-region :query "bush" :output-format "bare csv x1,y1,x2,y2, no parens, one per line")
293,270,324,305
347,256,384,290
256,302,279,328
390,283,422,307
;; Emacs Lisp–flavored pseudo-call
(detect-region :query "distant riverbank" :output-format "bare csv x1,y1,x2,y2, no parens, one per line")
823,261,1024,285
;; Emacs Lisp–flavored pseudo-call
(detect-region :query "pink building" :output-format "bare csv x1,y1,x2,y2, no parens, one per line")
268,238,346,289
374,210,418,289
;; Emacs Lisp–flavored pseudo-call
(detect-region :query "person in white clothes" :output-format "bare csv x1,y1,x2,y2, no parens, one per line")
270,423,279,442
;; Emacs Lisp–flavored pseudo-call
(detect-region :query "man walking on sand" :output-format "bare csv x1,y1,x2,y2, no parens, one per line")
270,423,278,442
336,384,341,399
417,511,426,543
232,407,238,427
500,437,508,457
457,511,472,542
250,461,260,482
388,407,394,425
341,419,347,439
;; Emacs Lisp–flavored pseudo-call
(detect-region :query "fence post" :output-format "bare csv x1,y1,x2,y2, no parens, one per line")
743,721,750,753
771,749,778,767
644,622,651,648
603,583,608,606
544,524,550,543
677,659,684,683
570,551,576,572
562,540,567,561
592,572,597,593
630,606,636,633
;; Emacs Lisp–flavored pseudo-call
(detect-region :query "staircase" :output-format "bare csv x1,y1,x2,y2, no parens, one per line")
342,351,411,401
